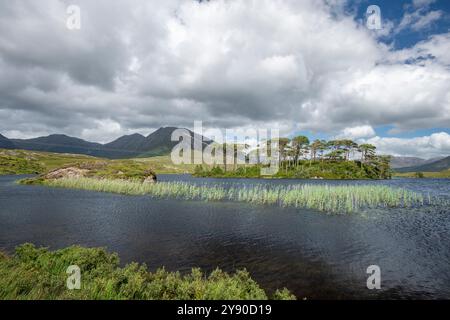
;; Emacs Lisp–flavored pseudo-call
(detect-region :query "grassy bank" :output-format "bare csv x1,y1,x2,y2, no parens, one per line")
0,153,43,175
133,155,197,174
0,149,198,176
0,149,99,175
39,177,426,214
394,170,450,179
0,243,294,300
194,160,391,180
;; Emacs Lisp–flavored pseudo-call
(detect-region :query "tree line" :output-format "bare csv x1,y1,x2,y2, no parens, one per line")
267,136,392,178
209,136,392,179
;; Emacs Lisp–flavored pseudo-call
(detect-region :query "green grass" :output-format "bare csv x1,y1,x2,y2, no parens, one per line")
133,155,199,174
394,170,450,179
40,177,426,214
0,149,199,175
0,154,43,175
0,149,98,175
0,243,294,300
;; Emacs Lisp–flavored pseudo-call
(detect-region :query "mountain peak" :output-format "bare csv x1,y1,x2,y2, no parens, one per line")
128,133,145,137
3,127,214,159
147,127,179,138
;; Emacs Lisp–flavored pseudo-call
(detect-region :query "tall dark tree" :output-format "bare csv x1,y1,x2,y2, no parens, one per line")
310,139,322,161
358,144,376,163
291,136,310,166
278,138,291,172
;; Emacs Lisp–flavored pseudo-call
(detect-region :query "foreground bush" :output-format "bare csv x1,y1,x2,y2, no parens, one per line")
0,244,295,300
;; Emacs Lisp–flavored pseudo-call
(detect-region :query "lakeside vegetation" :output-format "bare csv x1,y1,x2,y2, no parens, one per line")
393,169,450,179
0,243,294,300
195,138,392,179
133,155,196,174
0,149,98,175
0,153,43,175
37,177,426,214
194,160,390,180
0,149,198,177
4,148,449,180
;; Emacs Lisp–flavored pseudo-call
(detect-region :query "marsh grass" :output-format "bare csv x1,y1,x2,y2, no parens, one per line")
42,177,427,214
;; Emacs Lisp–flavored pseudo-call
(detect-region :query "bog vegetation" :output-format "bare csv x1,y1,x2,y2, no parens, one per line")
39,177,426,214
0,149,97,175
0,149,198,176
0,244,295,300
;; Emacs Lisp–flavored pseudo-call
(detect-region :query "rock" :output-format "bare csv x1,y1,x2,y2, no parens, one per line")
43,167,89,179
41,161,157,183
143,175,157,184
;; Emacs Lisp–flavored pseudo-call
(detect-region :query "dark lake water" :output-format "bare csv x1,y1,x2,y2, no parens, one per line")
1,174,449,299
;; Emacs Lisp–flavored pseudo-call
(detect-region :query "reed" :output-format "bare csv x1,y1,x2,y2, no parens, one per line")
42,177,427,214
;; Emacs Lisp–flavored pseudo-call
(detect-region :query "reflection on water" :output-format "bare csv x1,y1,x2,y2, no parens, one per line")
0,174,449,299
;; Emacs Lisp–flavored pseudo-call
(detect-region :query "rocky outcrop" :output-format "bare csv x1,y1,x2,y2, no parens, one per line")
142,169,157,183
42,161,157,183
44,167,90,179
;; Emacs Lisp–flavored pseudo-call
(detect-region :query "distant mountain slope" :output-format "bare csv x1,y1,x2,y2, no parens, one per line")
103,133,147,153
390,156,445,169
136,127,212,158
396,156,450,172
0,134,15,149
3,127,213,159
11,134,120,158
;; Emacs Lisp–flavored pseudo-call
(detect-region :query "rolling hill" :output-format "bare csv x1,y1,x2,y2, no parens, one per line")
2,127,212,159
0,134,15,149
390,156,441,169
11,134,110,157
395,156,450,173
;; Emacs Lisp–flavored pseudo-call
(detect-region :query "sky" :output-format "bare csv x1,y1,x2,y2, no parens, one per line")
0,0,449,158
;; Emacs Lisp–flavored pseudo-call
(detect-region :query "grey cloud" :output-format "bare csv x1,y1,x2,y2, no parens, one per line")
0,0,449,150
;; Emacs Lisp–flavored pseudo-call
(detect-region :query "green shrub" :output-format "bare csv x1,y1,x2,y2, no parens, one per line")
0,244,295,300
195,160,392,180
415,172,425,178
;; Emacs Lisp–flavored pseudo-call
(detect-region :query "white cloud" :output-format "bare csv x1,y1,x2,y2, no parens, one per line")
81,119,123,143
0,0,449,156
412,0,437,9
363,132,450,158
336,125,376,140
397,9,443,32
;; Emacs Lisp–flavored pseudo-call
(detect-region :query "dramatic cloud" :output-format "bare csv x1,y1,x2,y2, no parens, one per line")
363,132,450,159
336,125,376,140
0,0,449,157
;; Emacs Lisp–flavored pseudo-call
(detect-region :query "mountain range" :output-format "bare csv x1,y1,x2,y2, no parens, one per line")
390,156,445,169
395,156,450,173
0,127,212,159
0,134,15,149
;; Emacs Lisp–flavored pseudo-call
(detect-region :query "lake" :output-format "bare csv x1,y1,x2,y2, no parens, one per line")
0,174,449,299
